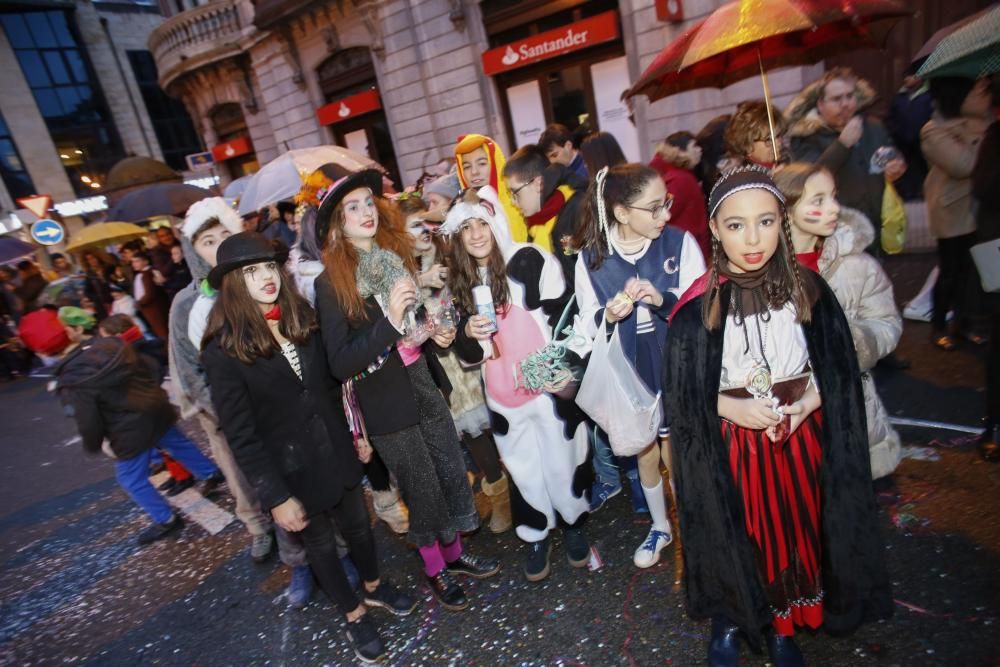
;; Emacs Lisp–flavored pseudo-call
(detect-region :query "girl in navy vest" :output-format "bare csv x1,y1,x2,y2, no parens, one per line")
573,164,705,569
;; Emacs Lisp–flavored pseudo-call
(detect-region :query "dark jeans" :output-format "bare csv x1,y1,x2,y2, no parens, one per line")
297,483,379,616
933,232,976,331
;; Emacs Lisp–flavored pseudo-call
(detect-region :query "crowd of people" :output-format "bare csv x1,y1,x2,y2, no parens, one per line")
3,62,998,666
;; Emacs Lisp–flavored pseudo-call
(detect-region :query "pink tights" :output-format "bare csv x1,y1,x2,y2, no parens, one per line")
418,535,462,576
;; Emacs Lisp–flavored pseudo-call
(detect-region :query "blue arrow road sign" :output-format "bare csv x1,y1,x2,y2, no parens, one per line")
31,219,65,246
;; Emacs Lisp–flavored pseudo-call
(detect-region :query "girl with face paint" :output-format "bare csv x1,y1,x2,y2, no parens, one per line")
396,194,513,534
312,171,500,615
664,166,891,667
574,163,705,570
776,163,903,481
201,232,417,664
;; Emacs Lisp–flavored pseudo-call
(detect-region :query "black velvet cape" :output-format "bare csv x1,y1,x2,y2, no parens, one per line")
663,273,892,645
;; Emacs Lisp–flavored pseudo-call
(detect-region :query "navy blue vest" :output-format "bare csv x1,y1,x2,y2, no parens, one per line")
582,226,686,367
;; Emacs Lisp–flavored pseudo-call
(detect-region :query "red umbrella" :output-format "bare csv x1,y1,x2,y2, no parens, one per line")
624,0,913,159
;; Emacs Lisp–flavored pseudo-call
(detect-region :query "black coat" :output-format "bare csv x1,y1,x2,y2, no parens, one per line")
313,271,450,436
202,332,361,514
56,336,176,460
663,273,891,644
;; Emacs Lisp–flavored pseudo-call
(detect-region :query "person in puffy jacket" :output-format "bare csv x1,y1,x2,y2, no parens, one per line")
52,306,222,545
776,163,903,480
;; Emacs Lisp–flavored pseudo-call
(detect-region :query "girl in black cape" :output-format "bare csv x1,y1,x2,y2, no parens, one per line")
664,166,891,667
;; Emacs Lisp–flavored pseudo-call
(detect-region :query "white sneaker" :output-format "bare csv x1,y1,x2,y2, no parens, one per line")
633,527,673,568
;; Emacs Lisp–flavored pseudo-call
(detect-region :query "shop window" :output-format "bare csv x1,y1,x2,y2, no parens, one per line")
0,9,124,196
127,50,202,172
0,114,36,200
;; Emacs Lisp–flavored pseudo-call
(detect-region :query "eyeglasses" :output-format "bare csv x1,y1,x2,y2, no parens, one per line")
510,176,539,200
626,193,674,218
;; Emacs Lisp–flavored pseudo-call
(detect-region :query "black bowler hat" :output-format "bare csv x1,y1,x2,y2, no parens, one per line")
207,232,287,289
315,169,383,248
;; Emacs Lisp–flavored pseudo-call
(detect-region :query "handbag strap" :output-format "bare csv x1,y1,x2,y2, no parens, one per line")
552,294,577,342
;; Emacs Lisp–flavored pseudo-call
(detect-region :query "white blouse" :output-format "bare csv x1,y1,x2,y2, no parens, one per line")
719,303,810,392
280,341,303,381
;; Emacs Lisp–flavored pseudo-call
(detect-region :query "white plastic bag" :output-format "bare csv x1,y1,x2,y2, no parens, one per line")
576,325,661,456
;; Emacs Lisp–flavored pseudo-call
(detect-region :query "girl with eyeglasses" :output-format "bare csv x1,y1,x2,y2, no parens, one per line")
573,163,705,569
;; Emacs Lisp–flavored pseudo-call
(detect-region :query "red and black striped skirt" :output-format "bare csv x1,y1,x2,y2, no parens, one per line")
720,409,824,636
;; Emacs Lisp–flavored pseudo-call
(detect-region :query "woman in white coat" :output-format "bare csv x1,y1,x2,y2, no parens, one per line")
776,163,903,479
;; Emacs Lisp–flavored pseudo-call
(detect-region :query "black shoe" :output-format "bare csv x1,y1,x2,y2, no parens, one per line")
447,551,501,579
766,629,805,667
426,570,468,611
563,527,590,568
362,580,417,616
149,462,167,476
196,471,225,497
707,617,741,667
524,537,551,582
137,514,184,545
344,614,386,664
156,477,177,493
165,477,195,497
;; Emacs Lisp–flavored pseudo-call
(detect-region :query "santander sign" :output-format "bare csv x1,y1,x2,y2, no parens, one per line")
482,11,620,76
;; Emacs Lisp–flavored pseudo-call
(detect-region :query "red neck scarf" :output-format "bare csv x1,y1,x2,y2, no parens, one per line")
796,250,821,273
264,304,281,321
525,189,566,228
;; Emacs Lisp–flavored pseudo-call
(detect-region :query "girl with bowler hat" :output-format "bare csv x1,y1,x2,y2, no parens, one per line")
200,232,415,664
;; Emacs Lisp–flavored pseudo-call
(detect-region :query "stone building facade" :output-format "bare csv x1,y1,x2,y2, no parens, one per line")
150,0,824,189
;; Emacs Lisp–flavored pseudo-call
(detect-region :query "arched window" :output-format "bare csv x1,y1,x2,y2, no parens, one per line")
317,47,376,100
210,102,247,142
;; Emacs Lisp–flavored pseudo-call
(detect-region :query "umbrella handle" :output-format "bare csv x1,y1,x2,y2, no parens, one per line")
757,47,780,164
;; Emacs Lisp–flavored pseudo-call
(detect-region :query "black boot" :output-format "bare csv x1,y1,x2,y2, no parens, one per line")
426,570,468,611
707,617,741,667
766,628,805,667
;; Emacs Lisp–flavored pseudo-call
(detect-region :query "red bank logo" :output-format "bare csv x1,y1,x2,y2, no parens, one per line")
482,11,619,76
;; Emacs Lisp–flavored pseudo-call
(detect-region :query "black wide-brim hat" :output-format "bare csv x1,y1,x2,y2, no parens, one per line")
315,169,383,249
207,231,287,289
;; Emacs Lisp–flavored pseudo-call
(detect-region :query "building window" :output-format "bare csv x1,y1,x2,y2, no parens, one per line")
0,113,37,200
127,50,202,172
0,9,125,196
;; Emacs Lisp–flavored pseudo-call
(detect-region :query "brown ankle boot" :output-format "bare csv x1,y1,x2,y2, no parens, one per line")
480,473,513,533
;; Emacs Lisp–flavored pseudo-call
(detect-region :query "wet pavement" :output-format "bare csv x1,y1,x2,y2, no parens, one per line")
1,253,999,666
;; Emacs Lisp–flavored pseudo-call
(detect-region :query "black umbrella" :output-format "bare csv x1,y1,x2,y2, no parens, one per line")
107,183,212,223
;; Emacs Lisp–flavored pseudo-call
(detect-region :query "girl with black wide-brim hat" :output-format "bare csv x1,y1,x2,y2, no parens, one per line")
312,170,501,613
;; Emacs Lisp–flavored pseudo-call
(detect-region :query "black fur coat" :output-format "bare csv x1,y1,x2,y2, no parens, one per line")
663,273,892,644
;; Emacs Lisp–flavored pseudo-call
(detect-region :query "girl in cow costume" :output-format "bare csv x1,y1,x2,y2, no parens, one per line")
444,187,593,583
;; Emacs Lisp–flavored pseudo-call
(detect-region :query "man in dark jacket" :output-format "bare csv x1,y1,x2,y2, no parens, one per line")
504,144,589,281
785,68,907,254
52,306,222,545
14,261,48,313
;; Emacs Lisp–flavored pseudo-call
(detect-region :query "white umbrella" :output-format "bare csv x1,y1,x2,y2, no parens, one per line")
237,146,377,215
223,175,252,207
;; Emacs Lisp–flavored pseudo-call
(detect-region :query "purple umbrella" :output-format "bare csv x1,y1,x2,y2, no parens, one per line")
0,236,37,264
